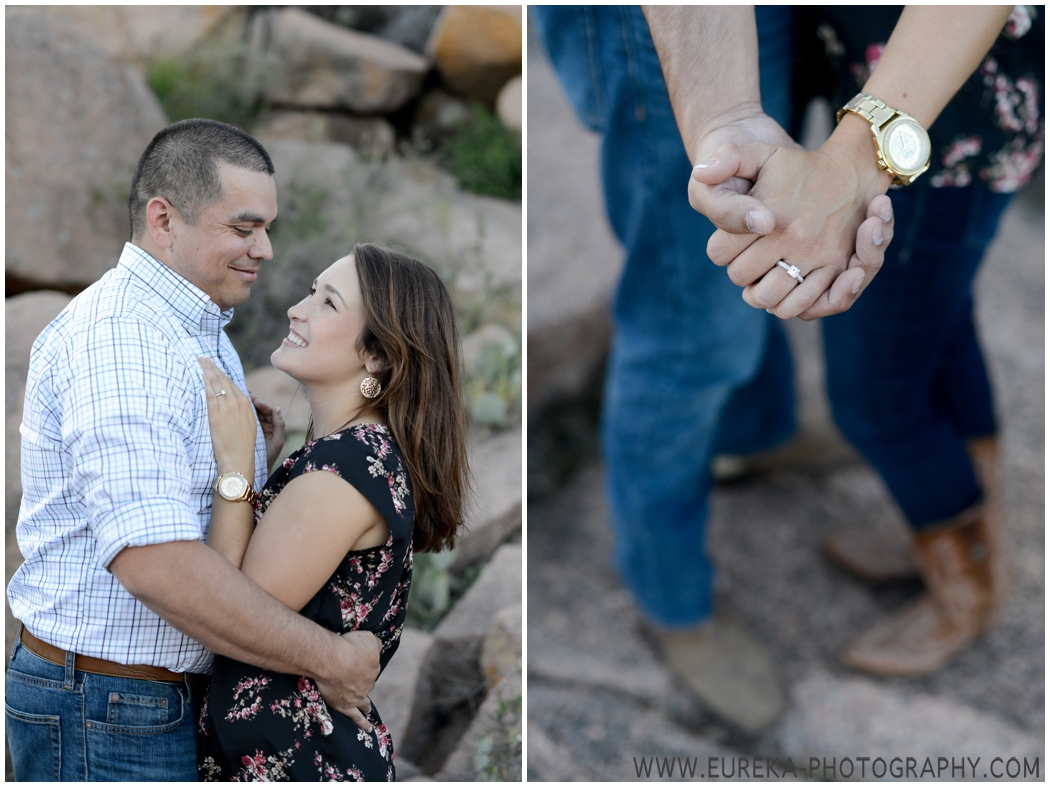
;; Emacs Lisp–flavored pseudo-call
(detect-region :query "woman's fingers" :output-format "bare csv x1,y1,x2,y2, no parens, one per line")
761,264,839,319
796,198,895,320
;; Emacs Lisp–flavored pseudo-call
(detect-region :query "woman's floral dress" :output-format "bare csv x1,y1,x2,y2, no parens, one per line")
198,424,413,782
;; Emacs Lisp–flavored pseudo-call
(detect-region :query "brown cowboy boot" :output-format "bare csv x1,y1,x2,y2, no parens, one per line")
842,503,1000,676
822,436,1003,584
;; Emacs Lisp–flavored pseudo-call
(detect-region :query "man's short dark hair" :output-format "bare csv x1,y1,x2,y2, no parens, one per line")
128,118,275,240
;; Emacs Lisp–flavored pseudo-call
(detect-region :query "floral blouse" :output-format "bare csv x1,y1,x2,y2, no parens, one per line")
198,424,414,782
796,5,1044,192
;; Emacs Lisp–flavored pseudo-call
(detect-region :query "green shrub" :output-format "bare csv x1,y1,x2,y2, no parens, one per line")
147,28,269,129
441,105,521,200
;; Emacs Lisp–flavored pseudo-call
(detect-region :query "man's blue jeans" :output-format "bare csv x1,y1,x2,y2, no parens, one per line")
5,627,203,781
534,5,797,627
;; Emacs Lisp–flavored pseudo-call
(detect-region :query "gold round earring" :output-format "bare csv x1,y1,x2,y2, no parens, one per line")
360,375,381,399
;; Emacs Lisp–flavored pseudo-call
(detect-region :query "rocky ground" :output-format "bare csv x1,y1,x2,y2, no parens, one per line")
527,28,1044,783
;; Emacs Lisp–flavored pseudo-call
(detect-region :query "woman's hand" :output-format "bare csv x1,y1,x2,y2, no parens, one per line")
249,392,285,472
198,358,257,478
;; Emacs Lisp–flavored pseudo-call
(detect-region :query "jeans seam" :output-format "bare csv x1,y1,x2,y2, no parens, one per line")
579,7,605,127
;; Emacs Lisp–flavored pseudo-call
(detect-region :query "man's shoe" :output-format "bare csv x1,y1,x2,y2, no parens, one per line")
843,504,1002,676
653,614,786,734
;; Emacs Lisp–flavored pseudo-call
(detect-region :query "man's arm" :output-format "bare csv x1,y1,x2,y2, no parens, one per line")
110,541,379,730
642,5,792,235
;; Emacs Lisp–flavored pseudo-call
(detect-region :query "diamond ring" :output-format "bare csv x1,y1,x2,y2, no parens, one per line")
776,260,804,284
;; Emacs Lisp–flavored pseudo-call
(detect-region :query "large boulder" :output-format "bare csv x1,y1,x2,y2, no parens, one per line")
370,627,435,765
248,8,430,114
8,6,237,70
254,110,396,160
423,544,521,713
6,291,74,666
427,6,522,106
452,429,522,571
496,75,522,135
436,662,521,780
6,10,168,292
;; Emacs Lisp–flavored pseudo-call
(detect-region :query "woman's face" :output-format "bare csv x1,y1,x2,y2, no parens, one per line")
271,255,371,387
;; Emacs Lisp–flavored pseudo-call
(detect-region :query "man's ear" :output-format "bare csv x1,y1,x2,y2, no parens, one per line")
145,196,177,251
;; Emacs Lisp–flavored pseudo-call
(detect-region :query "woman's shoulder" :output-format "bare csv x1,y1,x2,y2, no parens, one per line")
282,424,414,525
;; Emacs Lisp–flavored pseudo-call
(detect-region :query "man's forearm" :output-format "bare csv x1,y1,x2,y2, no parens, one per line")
861,6,1014,128
111,540,357,680
642,5,761,157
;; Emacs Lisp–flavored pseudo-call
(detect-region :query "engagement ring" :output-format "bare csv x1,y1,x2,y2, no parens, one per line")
776,260,804,284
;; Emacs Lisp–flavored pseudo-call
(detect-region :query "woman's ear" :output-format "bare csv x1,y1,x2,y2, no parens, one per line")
364,352,386,377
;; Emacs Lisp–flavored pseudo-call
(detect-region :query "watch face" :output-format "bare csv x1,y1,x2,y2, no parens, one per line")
883,118,931,175
218,473,247,500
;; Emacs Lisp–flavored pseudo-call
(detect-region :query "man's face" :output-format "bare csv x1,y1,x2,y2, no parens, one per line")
167,161,278,310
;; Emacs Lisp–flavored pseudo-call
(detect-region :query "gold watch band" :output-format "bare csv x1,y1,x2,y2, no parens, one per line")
836,93,898,129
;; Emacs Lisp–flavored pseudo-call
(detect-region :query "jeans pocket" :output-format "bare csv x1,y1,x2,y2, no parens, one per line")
6,704,62,781
105,691,175,728
84,682,199,781
88,684,186,734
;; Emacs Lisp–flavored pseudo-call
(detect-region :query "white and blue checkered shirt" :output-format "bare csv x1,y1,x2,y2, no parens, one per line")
8,243,267,673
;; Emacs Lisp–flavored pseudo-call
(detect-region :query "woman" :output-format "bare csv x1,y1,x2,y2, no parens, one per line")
195,243,468,780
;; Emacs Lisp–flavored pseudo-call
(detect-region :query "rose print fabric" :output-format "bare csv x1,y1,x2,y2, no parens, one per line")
795,6,1044,193
198,424,413,781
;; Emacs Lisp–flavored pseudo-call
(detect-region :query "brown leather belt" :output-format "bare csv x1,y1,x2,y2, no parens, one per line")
20,627,208,686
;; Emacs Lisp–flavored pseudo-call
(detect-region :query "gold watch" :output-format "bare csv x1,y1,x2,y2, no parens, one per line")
214,471,258,505
837,93,931,186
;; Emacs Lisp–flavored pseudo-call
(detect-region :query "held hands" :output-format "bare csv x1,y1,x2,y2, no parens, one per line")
314,630,382,733
689,112,895,320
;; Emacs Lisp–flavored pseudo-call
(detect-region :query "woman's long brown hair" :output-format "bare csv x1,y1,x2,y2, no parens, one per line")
351,243,469,553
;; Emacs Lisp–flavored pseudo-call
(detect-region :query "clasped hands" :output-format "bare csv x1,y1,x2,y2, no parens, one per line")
688,106,896,320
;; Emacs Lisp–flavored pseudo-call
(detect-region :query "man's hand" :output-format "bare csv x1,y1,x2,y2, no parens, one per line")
685,105,801,236
695,114,895,319
249,391,285,472
314,630,382,733
111,540,385,735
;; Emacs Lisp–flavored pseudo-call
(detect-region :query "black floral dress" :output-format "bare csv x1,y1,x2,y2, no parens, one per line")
198,424,414,782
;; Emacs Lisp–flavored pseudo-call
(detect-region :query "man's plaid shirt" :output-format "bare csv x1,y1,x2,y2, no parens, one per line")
8,243,267,673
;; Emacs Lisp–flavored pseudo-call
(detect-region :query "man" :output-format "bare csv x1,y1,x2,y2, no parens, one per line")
7,119,379,781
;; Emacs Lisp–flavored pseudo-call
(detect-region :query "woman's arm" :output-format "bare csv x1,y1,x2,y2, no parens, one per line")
700,6,1014,319
199,357,259,567
240,470,389,612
